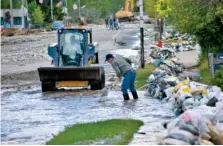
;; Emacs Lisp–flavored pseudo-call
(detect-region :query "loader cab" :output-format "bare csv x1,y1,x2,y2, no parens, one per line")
57,29,95,67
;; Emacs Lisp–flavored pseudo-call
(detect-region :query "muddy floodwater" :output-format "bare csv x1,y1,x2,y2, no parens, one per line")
1,89,173,144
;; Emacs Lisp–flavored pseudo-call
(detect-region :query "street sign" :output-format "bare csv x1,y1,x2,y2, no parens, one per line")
217,53,223,61
73,4,78,10
136,1,140,7
208,53,214,78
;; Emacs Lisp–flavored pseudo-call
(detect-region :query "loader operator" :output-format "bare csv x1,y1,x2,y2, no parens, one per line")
63,34,83,66
106,54,138,100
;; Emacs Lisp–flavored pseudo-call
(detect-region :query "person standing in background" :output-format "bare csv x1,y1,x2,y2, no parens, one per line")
109,17,114,30
105,18,109,29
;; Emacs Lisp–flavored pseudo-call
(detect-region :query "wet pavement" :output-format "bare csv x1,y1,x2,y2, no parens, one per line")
1,90,173,144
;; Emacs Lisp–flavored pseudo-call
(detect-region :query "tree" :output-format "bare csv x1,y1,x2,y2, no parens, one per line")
155,0,171,18
1,0,21,8
32,6,44,24
167,0,223,54
74,0,125,18
28,1,38,23
144,0,157,18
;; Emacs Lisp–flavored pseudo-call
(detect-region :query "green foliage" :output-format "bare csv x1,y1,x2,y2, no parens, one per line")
144,0,156,18
75,0,125,18
53,6,65,21
1,0,21,9
144,0,172,18
167,0,223,54
213,66,223,90
198,53,223,89
135,64,156,89
199,55,213,85
38,1,64,23
155,0,172,18
46,119,143,145
32,6,44,24
28,1,38,24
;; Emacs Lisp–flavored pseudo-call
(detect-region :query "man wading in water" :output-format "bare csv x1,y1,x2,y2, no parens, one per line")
105,54,138,100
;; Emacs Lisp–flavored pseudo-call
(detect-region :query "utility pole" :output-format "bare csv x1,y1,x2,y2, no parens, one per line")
10,0,14,27
139,0,144,69
26,0,29,28
51,0,53,21
78,0,80,17
66,0,68,16
22,0,25,29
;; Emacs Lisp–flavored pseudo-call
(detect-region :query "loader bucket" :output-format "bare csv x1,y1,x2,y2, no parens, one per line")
38,66,105,92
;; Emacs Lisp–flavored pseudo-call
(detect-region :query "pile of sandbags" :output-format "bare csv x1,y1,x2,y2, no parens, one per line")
145,68,223,117
164,79,223,116
159,110,223,145
148,48,184,75
145,69,179,99
163,30,197,52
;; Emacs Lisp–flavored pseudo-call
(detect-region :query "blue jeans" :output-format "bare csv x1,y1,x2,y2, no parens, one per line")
121,70,136,94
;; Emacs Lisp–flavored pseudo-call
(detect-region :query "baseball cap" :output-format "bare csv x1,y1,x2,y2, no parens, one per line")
105,54,114,61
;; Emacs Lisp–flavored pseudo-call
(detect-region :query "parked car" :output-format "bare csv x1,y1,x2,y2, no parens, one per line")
51,21,65,30
30,24,44,29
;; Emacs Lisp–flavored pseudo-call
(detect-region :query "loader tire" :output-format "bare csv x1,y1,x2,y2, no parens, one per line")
41,82,56,92
90,68,105,90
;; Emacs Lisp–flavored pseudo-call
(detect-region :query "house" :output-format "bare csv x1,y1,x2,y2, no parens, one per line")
1,7,28,29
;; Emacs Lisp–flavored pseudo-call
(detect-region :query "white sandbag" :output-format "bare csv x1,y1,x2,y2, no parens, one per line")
207,86,222,100
167,128,198,144
167,110,210,134
159,138,190,145
148,74,155,82
189,81,207,89
189,82,197,90
179,92,193,103
179,46,184,52
182,98,200,111
190,105,220,122
219,92,223,101
216,101,223,122
200,97,209,105
164,87,174,98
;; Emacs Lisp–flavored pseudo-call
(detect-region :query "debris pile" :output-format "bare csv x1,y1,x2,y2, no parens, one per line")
141,33,223,144
148,48,184,76
149,66,223,145
163,30,198,52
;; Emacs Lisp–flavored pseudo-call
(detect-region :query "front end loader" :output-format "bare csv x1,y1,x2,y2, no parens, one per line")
38,28,105,92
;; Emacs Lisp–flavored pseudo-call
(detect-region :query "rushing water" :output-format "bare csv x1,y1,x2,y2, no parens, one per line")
1,90,173,144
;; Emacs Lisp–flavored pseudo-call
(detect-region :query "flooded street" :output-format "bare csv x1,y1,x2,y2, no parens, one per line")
1,90,173,144
1,25,174,144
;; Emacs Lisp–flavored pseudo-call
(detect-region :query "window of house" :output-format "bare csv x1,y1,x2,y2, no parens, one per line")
13,17,22,25
1,17,5,25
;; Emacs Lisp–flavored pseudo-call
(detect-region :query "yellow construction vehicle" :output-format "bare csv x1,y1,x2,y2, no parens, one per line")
115,0,134,21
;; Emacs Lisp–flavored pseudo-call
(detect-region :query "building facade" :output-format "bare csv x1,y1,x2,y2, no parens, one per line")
1,7,28,29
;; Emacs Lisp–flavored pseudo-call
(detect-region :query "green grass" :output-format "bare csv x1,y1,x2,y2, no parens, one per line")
46,119,143,145
198,56,213,85
135,64,156,89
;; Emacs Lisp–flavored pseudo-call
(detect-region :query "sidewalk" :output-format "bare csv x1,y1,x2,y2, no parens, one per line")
176,50,200,67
